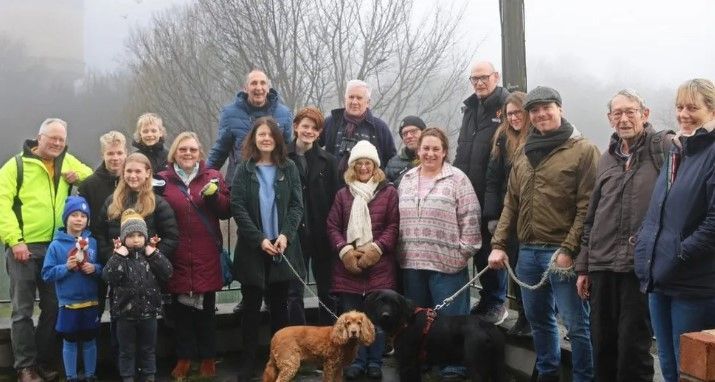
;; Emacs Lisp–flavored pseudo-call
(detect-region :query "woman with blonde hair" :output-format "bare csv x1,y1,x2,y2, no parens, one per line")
635,78,715,382
94,152,178,380
483,91,531,337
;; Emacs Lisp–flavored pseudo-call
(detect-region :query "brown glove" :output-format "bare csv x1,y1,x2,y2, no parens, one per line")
342,249,363,274
356,243,381,269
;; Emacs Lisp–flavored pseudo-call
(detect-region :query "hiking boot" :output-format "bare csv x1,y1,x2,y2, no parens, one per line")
478,304,508,325
366,366,382,379
171,359,191,380
37,365,59,381
344,366,363,380
17,367,43,382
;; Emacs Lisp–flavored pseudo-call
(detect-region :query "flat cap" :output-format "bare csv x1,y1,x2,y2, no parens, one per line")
524,86,562,111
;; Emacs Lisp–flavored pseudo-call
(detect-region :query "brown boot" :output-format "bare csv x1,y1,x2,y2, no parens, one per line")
199,359,216,378
171,359,191,380
17,367,43,382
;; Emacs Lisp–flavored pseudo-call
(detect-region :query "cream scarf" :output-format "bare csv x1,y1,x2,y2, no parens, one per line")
346,179,379,247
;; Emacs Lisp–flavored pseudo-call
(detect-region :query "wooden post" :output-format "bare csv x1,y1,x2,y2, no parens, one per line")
499,0,527,92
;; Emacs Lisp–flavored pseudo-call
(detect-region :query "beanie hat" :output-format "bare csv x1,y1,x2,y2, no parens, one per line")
523,86,562,111
62,196,90,227
120,209,148,242
348,140,381,168
398,115,427,136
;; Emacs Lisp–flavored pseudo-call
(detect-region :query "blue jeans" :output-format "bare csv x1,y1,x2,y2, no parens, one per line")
649,292,715,382
403,268,469,377
517,246,593,381
339,293,385,370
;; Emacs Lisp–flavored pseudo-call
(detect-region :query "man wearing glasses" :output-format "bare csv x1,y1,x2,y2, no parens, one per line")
0,118,92,382
454,60,510,325
574,89,672,381
385,115,426,187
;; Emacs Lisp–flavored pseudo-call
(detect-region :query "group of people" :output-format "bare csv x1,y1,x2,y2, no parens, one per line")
0,63,712,382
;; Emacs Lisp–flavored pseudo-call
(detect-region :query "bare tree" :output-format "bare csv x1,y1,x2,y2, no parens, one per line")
125,0,472,143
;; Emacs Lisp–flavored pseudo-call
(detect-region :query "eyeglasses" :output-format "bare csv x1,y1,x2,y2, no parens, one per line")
354,160,375,168
469,73,494,84
609,108,641,119
506,110,523,118
401,127,421,138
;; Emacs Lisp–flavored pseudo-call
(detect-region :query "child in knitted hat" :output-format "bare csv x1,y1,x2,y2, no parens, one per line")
102,209,173,382
41,195,102,382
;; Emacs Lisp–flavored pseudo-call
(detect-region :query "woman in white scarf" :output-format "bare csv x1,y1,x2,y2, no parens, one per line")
326,140,400,380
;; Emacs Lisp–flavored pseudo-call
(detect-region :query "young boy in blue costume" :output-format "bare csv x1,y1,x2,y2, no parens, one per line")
42,195,102,382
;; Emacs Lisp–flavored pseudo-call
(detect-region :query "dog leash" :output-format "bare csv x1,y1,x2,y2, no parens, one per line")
434,250,573,311
277,253,340,321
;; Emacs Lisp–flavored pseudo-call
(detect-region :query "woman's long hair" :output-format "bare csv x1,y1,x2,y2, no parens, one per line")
491,91,529,160
107,152,156,219
241,116,288,165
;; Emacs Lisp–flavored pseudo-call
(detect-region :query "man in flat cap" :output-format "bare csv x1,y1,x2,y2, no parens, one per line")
488,86,599,382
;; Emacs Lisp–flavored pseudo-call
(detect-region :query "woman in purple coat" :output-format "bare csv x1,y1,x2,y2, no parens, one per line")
326,140,399,380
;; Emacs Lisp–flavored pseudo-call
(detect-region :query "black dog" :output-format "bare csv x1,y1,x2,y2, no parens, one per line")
365,289,506,382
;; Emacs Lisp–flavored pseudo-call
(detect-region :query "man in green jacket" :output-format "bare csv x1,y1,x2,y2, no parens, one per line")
0,118,92,382
488,87,599,382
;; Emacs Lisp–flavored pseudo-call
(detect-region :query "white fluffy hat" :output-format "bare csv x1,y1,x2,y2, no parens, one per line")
348,140,380,167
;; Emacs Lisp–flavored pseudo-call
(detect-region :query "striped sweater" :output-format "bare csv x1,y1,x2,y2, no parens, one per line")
397,162,482,273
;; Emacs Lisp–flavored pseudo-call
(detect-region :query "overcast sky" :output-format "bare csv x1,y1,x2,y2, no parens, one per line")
85,0,715,91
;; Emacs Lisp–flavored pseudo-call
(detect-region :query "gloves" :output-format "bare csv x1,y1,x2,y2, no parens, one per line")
201,180,219,197
356,243,381,269
341,249,363,274
487,220,498,235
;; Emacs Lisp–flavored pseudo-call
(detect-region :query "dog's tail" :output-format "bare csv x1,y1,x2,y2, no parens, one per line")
262,357,278,382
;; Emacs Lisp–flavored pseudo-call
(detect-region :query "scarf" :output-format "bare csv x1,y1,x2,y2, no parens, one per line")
524,119,573,168
346,179,379,247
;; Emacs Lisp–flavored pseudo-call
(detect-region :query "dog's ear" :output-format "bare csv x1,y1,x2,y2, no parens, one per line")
360,313,376,346
331,313,349,345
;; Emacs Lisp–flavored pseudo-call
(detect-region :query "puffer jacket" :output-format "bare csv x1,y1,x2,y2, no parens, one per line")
492,121,600,255
103,246,173,319
42,228,102,306
207,89,293,183
385,147,418,188
0,140,92,246
95,193,179,264
575,126,673,273
327,181,399,294
157,161,231,294
454,87,510,207
132,139,169,174
634,126,715,297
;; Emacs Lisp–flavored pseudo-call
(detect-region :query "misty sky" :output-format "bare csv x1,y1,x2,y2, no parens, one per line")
85,0,715,91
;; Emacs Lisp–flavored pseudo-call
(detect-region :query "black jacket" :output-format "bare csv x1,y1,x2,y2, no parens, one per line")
78,163,120,239
95,193,179,264
385,147,418,188
103,247,173,319
454,87,510,209
133,139,168,174
287,141,339,259
483,133,511,221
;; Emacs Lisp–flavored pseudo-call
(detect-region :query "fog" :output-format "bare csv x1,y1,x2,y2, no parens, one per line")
1,0,714,165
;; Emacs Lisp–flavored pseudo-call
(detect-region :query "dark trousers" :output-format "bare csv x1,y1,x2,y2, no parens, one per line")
590,271,653,382
238,280,289,377
115,318,158,380
287,239,337,325
474,227,507,308
172,292,217,359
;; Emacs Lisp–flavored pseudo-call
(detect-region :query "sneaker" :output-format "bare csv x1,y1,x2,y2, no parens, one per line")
37,365,59,381
478,305,508,325
440,371,465,381
199,359,216,378
171,359,191,380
